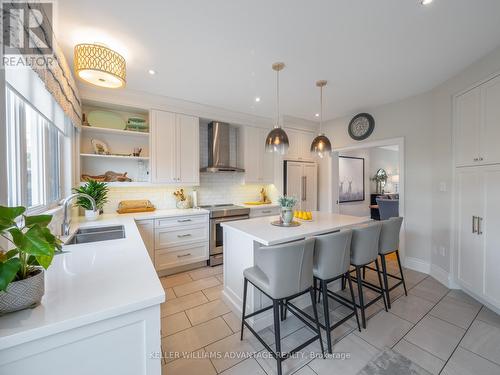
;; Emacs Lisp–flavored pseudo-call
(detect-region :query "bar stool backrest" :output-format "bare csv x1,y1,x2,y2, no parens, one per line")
379,217,403,255
256,238,316,299
313,230,353,280
350,222,382,266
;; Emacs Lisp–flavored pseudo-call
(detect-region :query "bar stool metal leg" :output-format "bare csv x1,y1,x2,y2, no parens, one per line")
273,300,282,375
310,287,325,355
355,266,366,329
375,259,388,311
321,280,332,353
396,250,408,296
241,278,248,340
380,254,391,308
346,272,361,332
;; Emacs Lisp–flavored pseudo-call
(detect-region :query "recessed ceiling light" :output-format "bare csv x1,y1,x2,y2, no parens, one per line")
315,113,320,117
420,0,433,5
148,69,156,75
255,97,261,102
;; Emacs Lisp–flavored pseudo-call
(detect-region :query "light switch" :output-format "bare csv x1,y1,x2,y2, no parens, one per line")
439,182,447,192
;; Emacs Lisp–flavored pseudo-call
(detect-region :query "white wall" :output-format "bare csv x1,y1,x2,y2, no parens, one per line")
320,93,433,264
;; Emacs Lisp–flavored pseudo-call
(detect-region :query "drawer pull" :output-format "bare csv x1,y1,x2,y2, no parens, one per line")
177,219,192,223
177,253,192,258
177,234,192,238
261,210,272,214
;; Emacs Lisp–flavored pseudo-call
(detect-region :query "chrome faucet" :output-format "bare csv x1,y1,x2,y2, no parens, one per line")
60,193,97,236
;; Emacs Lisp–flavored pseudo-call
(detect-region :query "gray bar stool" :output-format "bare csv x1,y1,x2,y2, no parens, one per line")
240,238,324,375
348,222,387,328
379,217,406,308
308,230,361,354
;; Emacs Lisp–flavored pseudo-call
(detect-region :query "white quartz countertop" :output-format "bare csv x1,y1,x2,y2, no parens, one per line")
0,209,208,350
221,211,371,246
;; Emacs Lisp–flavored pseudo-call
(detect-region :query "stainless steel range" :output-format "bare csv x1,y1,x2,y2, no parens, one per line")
199,204,250,266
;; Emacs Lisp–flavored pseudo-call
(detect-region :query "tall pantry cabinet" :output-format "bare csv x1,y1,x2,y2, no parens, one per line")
454,73,500,309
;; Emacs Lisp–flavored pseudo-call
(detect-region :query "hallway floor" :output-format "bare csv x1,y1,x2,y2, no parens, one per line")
159,261,500,375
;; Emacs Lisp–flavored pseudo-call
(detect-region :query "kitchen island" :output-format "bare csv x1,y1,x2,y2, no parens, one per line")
221,211,370,330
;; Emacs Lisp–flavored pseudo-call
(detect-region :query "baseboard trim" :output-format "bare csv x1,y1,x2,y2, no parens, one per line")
404,256,431,274
430,264,459,289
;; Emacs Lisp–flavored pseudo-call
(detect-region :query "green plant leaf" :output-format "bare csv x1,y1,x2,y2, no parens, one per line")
0,205,25,221
5,249,19,259
35,254,53,269
0,218,15,231
8,227,26,249
24,214,52,228
21,226,53,257
0,257,21,291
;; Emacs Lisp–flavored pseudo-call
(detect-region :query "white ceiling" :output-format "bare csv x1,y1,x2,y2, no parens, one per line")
56,0,500,121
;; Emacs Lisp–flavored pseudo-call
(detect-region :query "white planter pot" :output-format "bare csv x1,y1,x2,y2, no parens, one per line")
85,210,99,221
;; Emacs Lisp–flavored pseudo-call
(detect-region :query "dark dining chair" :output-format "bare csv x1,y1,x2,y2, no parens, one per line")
376,198,399,220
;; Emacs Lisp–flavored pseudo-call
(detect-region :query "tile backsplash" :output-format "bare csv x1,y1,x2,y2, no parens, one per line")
102,173,280,213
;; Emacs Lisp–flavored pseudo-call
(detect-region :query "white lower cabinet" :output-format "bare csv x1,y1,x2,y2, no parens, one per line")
152,213,209,271
456,164,500,308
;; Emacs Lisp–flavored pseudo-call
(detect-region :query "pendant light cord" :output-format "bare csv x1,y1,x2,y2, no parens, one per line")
320,84,323,133
276,68,280,128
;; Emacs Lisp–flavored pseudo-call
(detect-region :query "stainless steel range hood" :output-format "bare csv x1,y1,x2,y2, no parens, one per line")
200,121,245,173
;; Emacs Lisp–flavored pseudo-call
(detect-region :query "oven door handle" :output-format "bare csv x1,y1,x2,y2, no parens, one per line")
213,216,249,224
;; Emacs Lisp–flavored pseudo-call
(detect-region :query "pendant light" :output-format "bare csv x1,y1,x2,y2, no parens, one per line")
265,62,289,154
310,80,332,158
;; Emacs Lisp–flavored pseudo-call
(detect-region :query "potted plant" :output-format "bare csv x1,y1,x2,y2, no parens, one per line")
278,195,298,225
0,206,62,314
73,180,109,220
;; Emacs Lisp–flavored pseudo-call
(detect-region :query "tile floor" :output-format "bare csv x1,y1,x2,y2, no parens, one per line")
159,260,500,375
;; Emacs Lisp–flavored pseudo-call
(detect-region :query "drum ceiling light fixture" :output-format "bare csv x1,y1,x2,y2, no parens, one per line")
74,43,126,89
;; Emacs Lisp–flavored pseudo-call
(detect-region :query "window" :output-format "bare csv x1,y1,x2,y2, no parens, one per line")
6,85,63,212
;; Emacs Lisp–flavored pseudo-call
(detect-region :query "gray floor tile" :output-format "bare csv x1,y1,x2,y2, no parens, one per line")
460,320,500,366
446,289,482,308
161,349,216,375
388,294,435,324
409,277,449,303
476,306,500,329
220,358,267,375
441,347,500,375
354,311,413,349
308,333,380,375
393,339,445,375
429,295,480,329
404,315,465,361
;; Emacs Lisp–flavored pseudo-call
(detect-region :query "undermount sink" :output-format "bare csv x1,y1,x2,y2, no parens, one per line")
65,225,125,245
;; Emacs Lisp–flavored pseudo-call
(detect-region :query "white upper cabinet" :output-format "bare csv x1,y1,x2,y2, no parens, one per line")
151,110,199,185
284,128,315,161
481,75,500,166
455,74,500,167
239,126,274,184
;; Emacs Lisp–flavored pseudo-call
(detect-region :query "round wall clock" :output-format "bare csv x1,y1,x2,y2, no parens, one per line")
348,113,375,141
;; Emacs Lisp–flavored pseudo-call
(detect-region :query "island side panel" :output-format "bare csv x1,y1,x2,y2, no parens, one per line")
222,227,256,315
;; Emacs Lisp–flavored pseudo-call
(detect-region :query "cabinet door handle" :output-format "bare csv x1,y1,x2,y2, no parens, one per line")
177,234,192,238
472,216,477,233
301,176,306,201
261,210,272,214
177,219,192,223
478,217,483,235
177,253,191,258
